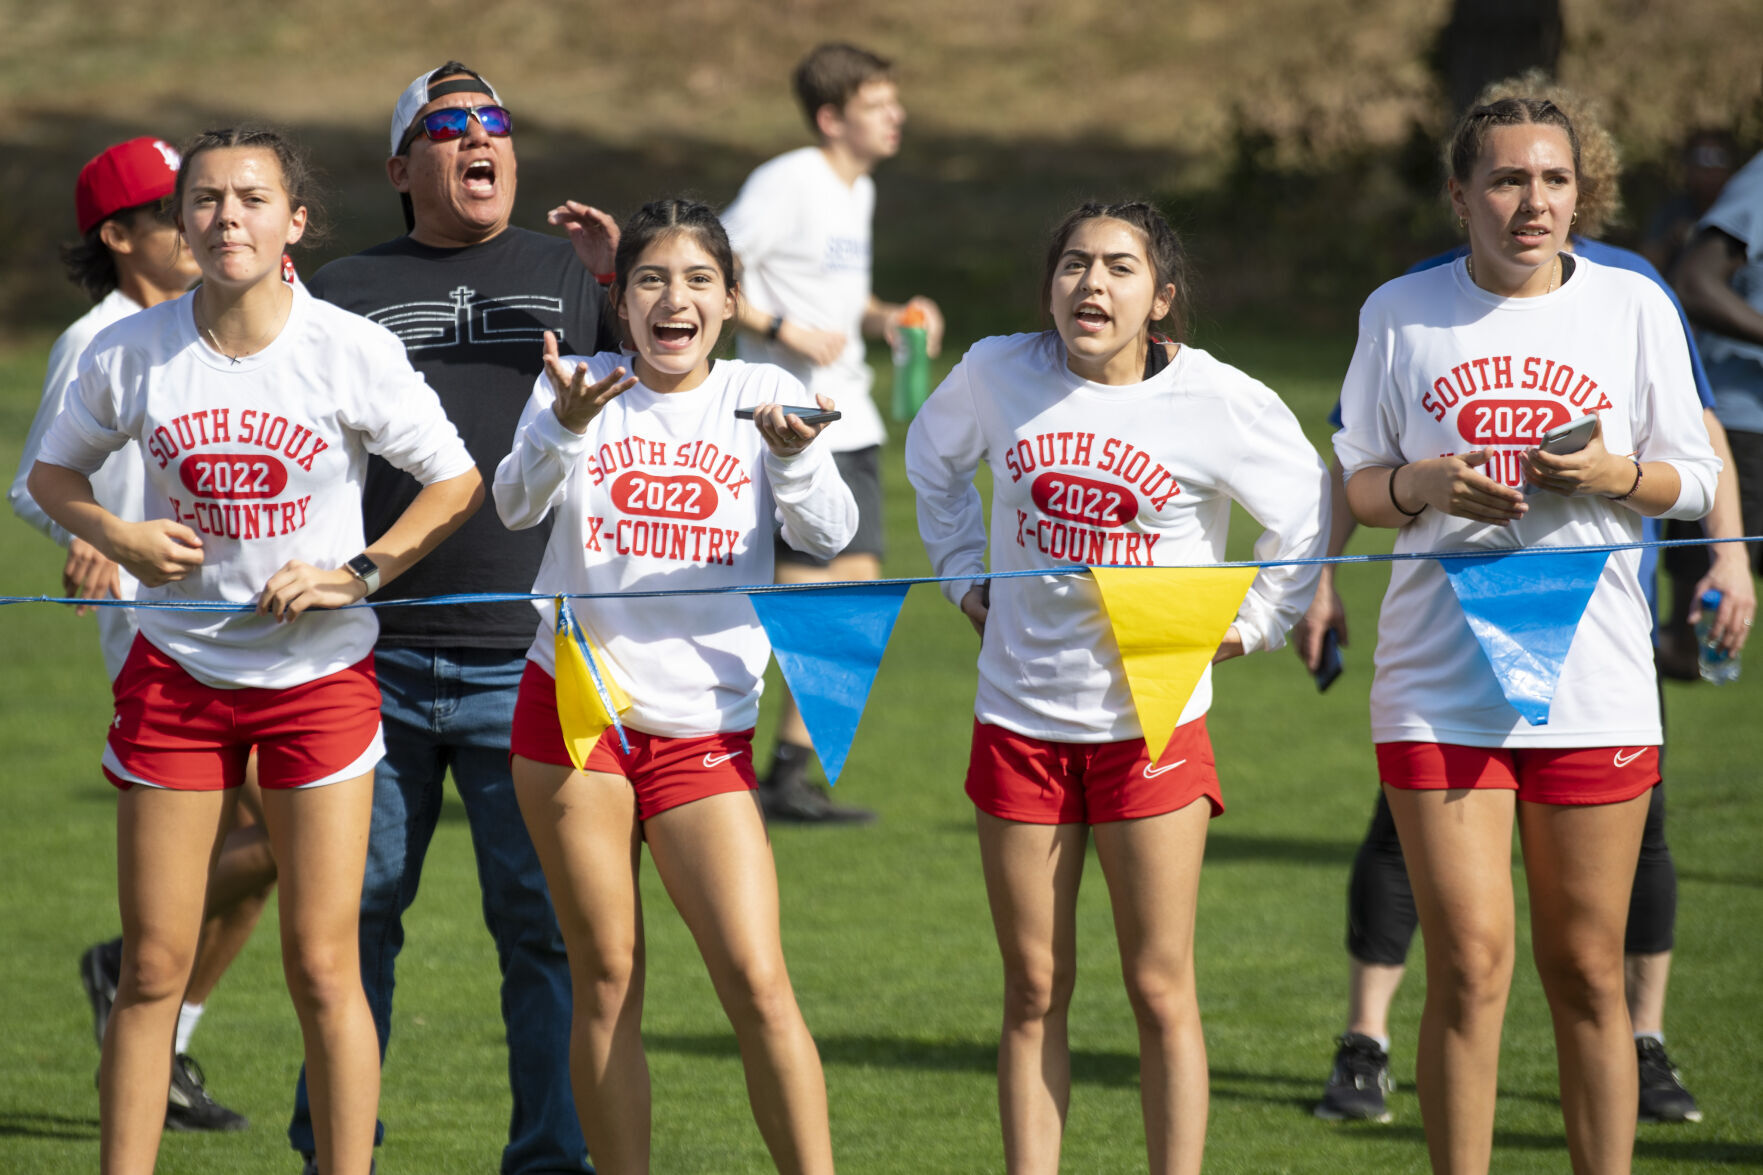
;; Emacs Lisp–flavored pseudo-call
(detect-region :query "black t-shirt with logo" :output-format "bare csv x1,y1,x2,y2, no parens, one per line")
308,227,614,648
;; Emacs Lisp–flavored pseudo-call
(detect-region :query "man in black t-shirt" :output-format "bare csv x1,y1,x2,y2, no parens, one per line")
286,61,617,1175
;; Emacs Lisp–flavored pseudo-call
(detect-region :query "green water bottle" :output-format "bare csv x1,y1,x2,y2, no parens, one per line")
891,304,930,422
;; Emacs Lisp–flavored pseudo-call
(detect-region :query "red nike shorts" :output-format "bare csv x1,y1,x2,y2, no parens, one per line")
103,634,382,792
511,661,757,819
1376,741,1660,806
964,716,1223,825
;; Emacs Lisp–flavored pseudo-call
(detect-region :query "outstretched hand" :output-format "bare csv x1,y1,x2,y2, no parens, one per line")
752,394,838,458
548,201,620,277
544,331,637,434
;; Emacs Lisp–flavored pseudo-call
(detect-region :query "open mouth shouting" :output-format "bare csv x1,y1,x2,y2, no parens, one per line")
651,319,700,352
1073,302,1111,333
462,157,496,196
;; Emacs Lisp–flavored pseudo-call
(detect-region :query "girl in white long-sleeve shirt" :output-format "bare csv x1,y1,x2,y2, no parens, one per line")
1333,98,1720,1175
29,128,482,1175
494,198,853,1175
906,201,1328,1175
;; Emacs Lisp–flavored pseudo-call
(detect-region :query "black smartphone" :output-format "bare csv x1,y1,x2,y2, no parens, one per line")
1312,627,1343,693
734,406,842,426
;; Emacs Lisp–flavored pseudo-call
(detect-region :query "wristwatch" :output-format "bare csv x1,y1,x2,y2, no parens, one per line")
345,553,381,596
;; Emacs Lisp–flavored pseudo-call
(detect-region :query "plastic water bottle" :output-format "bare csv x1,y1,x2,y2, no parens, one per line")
890,305,930,422
1696,589,1741,684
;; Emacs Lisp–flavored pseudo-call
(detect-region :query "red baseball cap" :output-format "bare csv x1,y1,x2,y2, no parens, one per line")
75,137,182,236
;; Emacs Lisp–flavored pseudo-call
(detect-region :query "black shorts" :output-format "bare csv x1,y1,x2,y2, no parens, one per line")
775,445,885,567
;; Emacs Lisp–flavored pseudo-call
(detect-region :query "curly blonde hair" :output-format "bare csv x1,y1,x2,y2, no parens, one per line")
1445,70,1624,238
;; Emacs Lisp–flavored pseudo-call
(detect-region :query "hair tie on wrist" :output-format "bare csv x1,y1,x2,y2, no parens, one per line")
1389,463,1426,517
1611,458,1643,503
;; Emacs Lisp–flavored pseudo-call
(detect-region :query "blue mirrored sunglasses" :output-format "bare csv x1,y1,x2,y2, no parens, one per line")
399,105,513,154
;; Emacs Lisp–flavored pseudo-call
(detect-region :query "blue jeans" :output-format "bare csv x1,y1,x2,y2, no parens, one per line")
289,646,588,1173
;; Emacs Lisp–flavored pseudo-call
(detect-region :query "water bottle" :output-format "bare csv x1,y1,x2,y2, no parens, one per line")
1696,589,1741,684
890,305,930,422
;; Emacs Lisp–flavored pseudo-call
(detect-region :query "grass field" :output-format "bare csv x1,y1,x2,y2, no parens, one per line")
2,330,1760,1173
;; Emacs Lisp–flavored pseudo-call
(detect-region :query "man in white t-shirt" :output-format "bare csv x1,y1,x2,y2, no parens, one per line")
722,41,944,822
9,136,269,1133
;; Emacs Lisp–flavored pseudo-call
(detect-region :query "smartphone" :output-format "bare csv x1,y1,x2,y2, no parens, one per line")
1312,627,1343,693
1538,413,1598,454
734,406,842,426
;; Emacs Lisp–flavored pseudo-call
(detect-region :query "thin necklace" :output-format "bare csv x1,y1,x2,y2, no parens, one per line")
1467,252,1561,294
195,286,281,364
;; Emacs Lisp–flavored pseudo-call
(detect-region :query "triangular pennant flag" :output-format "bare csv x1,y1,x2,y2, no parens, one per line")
1091,566,1258,763
554,596,633,767
750,582,911,785
1441,549,1610,726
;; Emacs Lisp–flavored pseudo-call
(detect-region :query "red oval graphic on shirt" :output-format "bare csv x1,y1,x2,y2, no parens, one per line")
177,453,289,500
611,471,718,521
1455,400,1571,447
1031,472,1138,527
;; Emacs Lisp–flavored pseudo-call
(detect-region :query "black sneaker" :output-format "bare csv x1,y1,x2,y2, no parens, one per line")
1314,1033,1393,1123
299,1152,376,1174
166,1053,248,1132
759,776,877,825
1636,1037,1703,1124
79,938,123,1047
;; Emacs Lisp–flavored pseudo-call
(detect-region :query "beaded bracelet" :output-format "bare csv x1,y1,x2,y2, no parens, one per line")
1611,458,1643,503
1389,463,1426,517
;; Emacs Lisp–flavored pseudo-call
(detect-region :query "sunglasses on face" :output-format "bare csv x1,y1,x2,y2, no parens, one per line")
398,104,514,154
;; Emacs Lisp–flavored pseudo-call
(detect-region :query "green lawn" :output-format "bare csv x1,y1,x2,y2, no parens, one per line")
2,332,1759,1173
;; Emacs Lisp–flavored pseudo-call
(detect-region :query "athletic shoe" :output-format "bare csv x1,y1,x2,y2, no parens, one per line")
79,938,123,1047
1314,1033,1394,1123
165,1053,248,1132
758,776,877,825
1637,1037,1703,1123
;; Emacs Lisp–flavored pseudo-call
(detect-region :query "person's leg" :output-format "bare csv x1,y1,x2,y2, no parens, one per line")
263,775,380,1175
1382,785,1516,1175
1625,782,1675,1035
289,646,446,1157
975,810,1088,1175
445,648,589,1173
646,790,833,1174
1091,801,1210,1175
1345,789,1419,1040
512,757,647,1174
101,785,231,1175
185,772,277,1008
1519,792,1649,1175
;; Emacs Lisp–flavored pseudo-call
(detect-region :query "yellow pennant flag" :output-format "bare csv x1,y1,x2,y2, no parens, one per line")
1090,566,1258,763
554,597,633,770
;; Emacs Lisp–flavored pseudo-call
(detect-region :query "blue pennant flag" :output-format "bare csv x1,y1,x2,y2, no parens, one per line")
749,582,910,785
1441,550,1611,726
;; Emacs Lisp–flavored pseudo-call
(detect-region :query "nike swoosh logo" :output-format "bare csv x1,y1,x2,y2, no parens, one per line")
703,751,746,769
1142,759,1187,779
1613,748,1645,768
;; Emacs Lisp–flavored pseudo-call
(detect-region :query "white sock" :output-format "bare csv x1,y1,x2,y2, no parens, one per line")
1370,1034,1391,1053
175,1002,205,1054
1635,1030,1665,1045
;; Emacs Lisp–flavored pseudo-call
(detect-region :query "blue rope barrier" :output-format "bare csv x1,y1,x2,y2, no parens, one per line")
3,535,1759,613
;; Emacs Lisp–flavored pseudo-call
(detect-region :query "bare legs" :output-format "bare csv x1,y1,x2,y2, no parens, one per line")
977,802,1211,1175
513,758,834,1174
184,776,277,1008
1384,785,1648,1175
101,775,374,1175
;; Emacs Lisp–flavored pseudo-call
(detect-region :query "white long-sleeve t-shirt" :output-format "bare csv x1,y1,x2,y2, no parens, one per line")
906,333,1330,742
10,289,150,679
35,284,476,689
494,354,858,737
1334,256,1719,748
